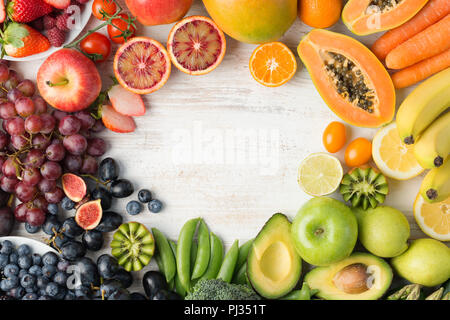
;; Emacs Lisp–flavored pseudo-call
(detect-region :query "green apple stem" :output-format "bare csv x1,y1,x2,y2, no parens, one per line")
46,79,69,87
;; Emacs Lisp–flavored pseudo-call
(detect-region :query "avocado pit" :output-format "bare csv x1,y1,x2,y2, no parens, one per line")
333,263,372,294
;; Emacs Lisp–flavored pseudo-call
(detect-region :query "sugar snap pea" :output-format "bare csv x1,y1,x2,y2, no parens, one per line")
152,227,176,284
199,232,224,281
280,282,317,300
191,220,211,280
169,240,186,298
235,238,254,272
176,218,200,293
231,262,247,285
216,239,239,283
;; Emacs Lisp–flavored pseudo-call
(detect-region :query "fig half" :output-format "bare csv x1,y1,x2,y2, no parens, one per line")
75,199,103,230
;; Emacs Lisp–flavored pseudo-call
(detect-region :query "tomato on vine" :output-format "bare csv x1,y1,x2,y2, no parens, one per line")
107,13,137,44
80,32,112,63
323,121,346,153
345,137,372,167
92,0,118,20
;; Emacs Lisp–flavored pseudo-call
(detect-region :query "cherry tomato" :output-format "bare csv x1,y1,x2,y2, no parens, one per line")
92,0,117,20
107,13,136,44
323,121,346,153
80,32,111,63
345,137,372,167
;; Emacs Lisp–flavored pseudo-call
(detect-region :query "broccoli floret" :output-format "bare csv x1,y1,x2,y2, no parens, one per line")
185,279,261,300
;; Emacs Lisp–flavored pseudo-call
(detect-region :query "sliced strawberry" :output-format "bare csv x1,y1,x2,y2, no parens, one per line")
101,104,136,133
43,0,70,9
108,84,146,117
0,1,5,23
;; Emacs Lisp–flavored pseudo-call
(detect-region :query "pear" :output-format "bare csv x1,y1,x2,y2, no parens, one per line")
391,238,450,287
354,206,409,258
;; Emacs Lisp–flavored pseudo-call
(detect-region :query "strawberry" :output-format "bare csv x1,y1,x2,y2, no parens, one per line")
43,0,71,9
0,0,6,23
1,23,51,58
7,0,53,23
101,104,136,133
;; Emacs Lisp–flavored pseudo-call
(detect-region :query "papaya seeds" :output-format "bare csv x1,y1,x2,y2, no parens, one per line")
110,222,155,272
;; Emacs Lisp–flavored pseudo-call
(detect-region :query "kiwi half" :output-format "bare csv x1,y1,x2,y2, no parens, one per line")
110,222,155,272
339,166,388,210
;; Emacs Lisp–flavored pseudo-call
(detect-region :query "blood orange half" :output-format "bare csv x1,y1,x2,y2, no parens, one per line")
113,37,171,95
167,16,226,75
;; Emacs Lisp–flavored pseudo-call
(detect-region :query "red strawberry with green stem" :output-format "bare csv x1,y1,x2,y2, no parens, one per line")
0,23,51,58
7,0,53,23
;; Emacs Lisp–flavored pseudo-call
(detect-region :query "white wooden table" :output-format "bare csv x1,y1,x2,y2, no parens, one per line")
10,0,429,293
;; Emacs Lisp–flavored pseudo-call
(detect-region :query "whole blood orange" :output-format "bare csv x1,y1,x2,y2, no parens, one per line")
167,16,226,75
113,37,171,94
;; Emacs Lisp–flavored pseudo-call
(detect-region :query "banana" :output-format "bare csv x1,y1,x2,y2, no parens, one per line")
414,112,450,169
420,156,450,203
396,68,450,145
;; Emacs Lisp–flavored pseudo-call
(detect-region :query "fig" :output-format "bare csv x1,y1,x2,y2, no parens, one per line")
62,173,87,202
0,207,14,236
110,222,155,272
75,199,103,230
95,211,122,232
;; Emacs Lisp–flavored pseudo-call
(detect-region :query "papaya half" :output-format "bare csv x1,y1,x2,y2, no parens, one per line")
297,29,395,128
342,0,429,35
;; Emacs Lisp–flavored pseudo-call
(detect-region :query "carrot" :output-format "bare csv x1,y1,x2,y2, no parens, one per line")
391,49,450,88
371,0,450,60
385,14,450,69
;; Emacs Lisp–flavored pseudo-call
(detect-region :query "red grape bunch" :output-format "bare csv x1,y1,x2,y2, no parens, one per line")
0,60,107,232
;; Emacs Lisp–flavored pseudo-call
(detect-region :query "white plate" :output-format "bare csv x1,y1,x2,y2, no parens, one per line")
0,236,57,255
3,0,93,62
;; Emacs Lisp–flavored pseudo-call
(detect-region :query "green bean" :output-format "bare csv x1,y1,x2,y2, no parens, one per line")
152,227,176,283
216,239,239,283
169,240,186,298
176,218,200,293
231,262,247,285
199,232,224,281
191,220,211,280
235,238,254,272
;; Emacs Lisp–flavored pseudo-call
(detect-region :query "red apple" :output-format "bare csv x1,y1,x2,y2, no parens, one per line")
125,0,193,26
37,49,102,112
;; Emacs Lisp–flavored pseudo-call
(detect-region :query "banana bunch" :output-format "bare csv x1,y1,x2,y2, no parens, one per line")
396,68,450,203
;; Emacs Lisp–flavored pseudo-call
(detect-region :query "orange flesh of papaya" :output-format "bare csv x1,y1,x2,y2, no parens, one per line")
298,29,395,128
343,0,430,35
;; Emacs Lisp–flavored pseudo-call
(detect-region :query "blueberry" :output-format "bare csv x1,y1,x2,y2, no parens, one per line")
57,260,70,272
8,252,18,264
20,274,36,289
61,196,76,211
42,264,57,278
47,203,59,216
36,276,50,289
126,200,142,216
29,265,42,276
18,255,32,269
42,251,59,266
3,264,20,277
148,199,163,213
17,244,31,257
19,269,27,278
1,276,18,291
74,285,90,298
38,295,51,300
64,290,76,300
138,189,152,203
25,222,40,234
32,253,42,266
0,240,13,254
0,254,8,268
53,271,68,286
45,282,61,299
25,285,38,293
8,286,25,299
22,293,38,300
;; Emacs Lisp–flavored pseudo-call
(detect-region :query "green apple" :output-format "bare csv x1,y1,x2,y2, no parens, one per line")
391,238,450,287
354,206,410,258
291,197,358,266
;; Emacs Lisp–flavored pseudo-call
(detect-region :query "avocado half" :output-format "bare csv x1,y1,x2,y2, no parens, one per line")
247,213,302,299
305,252,393,300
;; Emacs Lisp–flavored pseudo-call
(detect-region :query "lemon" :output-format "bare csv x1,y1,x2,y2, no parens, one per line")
414,193,450,242
298,153,343,196
372,122,424,180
